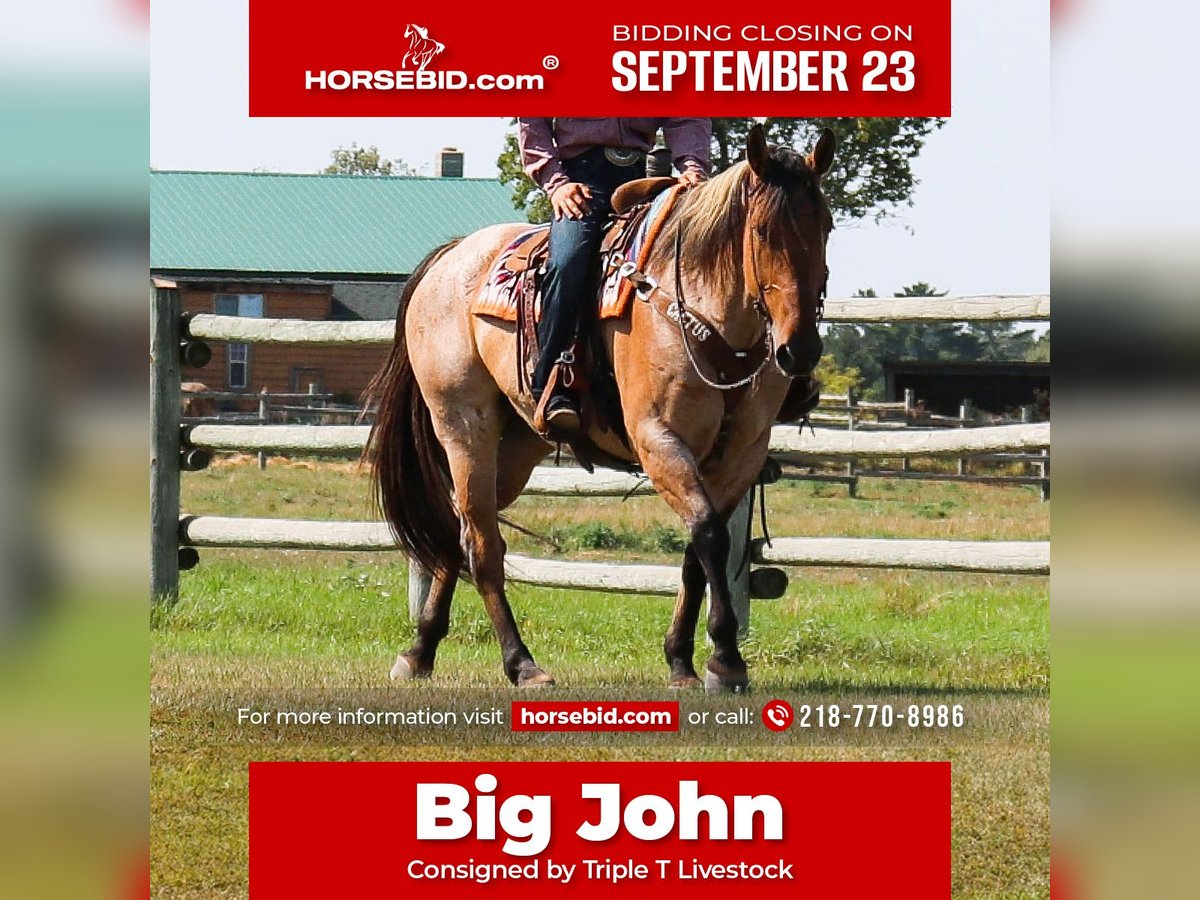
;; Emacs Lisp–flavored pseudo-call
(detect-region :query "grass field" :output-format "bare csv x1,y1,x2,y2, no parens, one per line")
152,456,1050,898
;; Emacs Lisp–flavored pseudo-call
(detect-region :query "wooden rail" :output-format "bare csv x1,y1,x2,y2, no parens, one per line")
180,516,1047,578
185,422,1050,458
155,284,1052,622
753,537,1049,575
184,293,1050,347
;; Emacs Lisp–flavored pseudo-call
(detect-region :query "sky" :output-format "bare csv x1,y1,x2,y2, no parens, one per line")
151,3,1048,298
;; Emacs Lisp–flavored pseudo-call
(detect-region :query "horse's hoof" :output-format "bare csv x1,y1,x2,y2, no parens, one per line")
390,654,431,681
704,664,749,694
516,668,556,688
668,675,703,690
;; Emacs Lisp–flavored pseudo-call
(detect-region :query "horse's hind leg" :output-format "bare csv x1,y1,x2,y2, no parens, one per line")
496,416,551,511
391,569,459,680
437,400,554,687
392,418,546,681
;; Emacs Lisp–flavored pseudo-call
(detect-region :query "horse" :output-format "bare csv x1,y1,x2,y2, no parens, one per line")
366,124,835,691
181,382,218,419
402,24,445,72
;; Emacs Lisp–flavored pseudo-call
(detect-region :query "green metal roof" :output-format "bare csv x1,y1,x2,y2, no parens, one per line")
151,170,522,277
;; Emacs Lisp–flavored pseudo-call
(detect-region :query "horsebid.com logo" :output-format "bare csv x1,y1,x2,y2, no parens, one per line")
305,21,547,92
402,23,444,72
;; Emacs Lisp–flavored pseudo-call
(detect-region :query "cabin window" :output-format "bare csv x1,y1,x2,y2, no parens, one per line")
228,343,249,389
215,294,264,317
215,294,264,389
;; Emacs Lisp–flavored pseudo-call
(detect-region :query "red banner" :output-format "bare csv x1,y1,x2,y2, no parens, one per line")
249,1,951,116
249,761,950,898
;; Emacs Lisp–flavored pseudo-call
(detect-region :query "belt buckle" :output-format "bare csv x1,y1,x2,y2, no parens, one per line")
604,146,642,167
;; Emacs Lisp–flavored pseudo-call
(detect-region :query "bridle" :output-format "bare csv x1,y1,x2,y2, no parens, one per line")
664,184,829,392
670,230,774,392
608,178,829,394
746,184,829,326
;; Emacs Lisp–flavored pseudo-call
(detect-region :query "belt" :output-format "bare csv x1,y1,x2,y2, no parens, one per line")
602,146,646,167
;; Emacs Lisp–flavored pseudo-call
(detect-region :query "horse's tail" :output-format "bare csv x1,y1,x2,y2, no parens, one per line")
363,238,464,578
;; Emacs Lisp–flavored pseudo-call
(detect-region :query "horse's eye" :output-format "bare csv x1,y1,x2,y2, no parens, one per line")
756,224,769,239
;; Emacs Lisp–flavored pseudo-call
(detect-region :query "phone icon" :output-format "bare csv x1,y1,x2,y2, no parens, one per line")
761,699,794,732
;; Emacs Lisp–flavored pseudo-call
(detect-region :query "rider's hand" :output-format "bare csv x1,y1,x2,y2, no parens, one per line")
550,182,593,220
677,170,706,188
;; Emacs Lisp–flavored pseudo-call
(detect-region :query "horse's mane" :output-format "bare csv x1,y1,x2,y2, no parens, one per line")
664,163,751,283
665,148,825,284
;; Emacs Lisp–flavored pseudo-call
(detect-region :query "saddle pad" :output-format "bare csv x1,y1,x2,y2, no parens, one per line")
470,225,550,321
469,185,684,324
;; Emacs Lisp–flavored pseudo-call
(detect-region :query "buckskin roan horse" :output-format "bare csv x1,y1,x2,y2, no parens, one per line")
366,124,835,691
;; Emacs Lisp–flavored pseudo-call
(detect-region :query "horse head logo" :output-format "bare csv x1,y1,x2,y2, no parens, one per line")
402,23,446,72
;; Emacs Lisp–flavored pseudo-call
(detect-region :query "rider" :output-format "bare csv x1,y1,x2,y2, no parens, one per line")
517,118,712,435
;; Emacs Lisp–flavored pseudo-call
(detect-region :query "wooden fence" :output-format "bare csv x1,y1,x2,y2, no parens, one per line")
152,280,1050,629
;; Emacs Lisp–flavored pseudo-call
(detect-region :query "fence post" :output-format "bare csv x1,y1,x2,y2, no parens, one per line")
258,388,269,469
902,388,914,473
957,398,973,476
151,283,182,603
845,386,857,488
722,491,753,638
407,560,433,621
1039,448,1050,502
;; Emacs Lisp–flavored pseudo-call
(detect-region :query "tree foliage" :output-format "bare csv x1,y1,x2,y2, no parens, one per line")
711,118,943,222
497,129,552,223
323,143,417,176
497,117,944,224
821,283,1043,399
813,355,862,396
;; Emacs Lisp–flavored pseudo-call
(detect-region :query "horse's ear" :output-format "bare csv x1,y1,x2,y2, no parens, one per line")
808,127,836,178
747,123,769,177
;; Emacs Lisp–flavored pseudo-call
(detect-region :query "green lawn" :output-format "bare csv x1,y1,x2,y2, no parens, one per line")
152,457,1050,899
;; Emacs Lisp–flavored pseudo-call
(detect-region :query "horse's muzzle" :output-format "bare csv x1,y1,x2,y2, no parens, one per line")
775,330,823,376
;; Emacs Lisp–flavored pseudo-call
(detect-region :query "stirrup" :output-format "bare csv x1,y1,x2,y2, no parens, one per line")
554,351,576,388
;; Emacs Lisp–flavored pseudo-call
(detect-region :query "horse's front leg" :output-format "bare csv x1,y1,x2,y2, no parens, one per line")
664,544,706,688
636,421,748,692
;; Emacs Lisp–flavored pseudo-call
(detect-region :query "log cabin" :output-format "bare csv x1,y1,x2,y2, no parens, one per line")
150,156,521,410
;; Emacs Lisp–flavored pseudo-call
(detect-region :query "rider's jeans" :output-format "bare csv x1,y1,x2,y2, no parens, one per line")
532,148,642,397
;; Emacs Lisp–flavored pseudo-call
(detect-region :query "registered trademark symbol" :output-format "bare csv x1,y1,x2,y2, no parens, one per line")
542,55,559,70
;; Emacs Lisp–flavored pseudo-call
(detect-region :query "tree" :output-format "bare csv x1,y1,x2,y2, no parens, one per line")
823,283,978,399
497,130,551,223
970,322,1039,362
813,355,862,397
822,283,1043,398
711,118,943,223
497,117,944,224
323,143,417,176
1026,328,1051,362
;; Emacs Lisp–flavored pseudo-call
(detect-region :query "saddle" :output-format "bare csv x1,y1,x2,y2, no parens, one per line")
492,176,814,468
502,178,677,279
508,179,678,440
